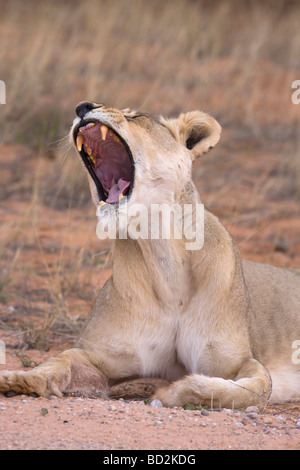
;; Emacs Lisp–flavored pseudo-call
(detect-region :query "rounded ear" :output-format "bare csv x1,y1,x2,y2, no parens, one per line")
160,111,221,160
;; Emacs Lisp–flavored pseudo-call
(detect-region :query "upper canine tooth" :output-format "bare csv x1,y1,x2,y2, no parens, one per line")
76,134,84,151
100,125,108,140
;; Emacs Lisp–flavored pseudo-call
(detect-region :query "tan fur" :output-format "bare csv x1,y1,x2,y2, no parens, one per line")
1,104,299,410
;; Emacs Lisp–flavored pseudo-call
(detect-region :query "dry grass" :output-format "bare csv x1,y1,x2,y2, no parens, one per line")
0,0,300,348
1,0,300,141
1,0,299,193
1,0,300,196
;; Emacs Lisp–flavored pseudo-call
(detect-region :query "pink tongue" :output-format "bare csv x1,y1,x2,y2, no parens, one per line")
106,178,131,203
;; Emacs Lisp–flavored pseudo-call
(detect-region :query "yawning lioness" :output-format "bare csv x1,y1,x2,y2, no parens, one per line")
1,102,299,410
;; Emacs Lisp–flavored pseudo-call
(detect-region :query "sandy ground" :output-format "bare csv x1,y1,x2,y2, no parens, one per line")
0,140,300,451
1,392,300,451
1,344,300,451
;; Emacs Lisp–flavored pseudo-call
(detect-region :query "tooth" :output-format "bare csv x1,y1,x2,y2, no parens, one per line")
86,147,92,156
76,134,84,151
99,201,107,206
100,125,108,140
119,193,124,201
113,135,120,143
79,122,95,133
90,154,96,165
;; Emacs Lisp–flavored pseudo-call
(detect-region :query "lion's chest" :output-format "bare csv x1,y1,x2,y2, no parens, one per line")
135,302,213,380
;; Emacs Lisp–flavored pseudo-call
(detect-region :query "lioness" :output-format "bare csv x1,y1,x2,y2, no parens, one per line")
1,102,300,410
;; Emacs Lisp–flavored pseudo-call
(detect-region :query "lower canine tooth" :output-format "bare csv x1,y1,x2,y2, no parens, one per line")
119,193,124,201
76,134,84,151
99,201,107,206
100,125,108,140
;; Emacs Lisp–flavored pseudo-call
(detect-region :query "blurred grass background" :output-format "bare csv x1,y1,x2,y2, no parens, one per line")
0,0,300,349
0,0,299,203
1,0,299,144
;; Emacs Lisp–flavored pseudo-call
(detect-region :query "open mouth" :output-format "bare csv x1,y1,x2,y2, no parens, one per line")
74,121,134,204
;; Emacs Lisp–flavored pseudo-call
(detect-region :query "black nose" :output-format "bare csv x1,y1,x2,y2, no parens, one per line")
75,101,95,118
